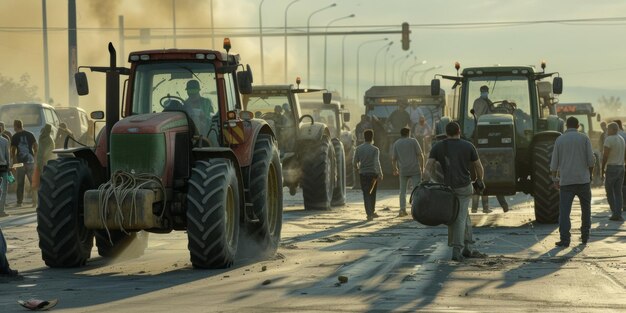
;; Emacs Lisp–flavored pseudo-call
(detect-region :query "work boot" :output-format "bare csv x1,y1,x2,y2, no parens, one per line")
397,210,408,217
502,205,509,213
462,248,487,258
482,208,493,214
371,212,380,218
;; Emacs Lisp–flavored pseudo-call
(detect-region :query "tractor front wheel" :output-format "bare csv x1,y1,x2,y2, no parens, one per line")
532,140,559,224
301,137,336,210
331,139,346,206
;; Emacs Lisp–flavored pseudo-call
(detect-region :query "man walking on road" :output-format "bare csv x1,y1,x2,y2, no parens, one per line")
423,122,487,261
0,133,10,217
354,129,383,221
551,117,595,247
392,127,423,217
602,122,625,221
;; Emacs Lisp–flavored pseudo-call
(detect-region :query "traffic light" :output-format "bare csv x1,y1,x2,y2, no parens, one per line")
401,22,410,51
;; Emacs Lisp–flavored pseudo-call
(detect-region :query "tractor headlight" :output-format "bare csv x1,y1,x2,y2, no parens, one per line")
478,138,488,144
501,138,512,144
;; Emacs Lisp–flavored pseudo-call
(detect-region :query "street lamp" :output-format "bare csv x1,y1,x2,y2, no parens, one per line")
373,41,393,85
307,3,336,86
324,14,354,88
284,0,300,83
392,51,413,85
409,65,442,84
402,60,427,84
259,0,266,84
356,38,388,105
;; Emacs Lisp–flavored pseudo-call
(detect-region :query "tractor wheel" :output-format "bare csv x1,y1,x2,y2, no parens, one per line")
532,140,559,224
37,158,94,267
301,137,336,210
186,159,240,268
345,148,354,186
95,230,149,258
331,139,346,206
240,134,283,257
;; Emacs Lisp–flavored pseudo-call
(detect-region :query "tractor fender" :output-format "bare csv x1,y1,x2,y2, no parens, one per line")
191,147,246,217
546,115,564,133
530,131,561,149
298,122,329,142
229,119,275,168
56,146,106,185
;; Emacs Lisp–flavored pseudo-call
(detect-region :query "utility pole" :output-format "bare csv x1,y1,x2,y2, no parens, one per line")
68,0,78,107
118,15,125,66
42,0,50,103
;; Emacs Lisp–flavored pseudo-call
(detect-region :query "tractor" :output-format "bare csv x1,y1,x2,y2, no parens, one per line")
36,39,283,269
241,82,346,210
430,62,564,223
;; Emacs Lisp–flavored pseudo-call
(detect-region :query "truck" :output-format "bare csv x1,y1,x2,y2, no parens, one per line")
431,62,564,223
363,85,446,187
556,102,602,184
242,83,346,210
299,99,356,186
36,39,283,269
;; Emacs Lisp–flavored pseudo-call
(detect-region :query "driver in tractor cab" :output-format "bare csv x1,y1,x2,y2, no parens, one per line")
472,85,494,118
184,80,214,135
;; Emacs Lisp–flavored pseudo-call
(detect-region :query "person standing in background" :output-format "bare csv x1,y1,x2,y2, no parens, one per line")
0,133,10,217
10,120,37,208
601,122,625,221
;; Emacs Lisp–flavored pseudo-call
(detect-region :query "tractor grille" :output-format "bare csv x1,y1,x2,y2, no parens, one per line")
475,124,515,148
110,133,167,176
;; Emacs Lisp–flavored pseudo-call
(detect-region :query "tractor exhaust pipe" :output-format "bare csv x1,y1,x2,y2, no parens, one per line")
106,42,120,170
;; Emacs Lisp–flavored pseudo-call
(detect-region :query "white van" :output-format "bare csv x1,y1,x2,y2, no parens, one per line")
0,102,60,140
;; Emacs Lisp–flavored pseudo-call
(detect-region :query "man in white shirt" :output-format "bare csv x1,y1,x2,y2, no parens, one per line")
602,122,625,221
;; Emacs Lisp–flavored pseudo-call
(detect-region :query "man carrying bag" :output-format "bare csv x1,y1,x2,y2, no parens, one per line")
422,122,487,261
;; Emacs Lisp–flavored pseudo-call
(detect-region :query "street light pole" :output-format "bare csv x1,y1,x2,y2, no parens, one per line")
307,3,336,86
373,41,393,85
356,38,388,105
392,51,413,85
284,0,300,83
324,14,354,88
383,50,393,85
172,0,177,48
259,0,265,84
402,59,426,84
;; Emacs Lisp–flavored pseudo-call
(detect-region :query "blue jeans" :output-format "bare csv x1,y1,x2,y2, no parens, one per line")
559,183,592,243
399,173,421,211
449,184,474,249
605,165,624,217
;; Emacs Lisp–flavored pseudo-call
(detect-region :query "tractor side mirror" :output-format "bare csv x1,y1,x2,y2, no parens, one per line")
323,92,332,104
552,77,563,94
75,72,89,96
431,79,441,96
90,111,105,120
237,65,254,95
343,111,351,122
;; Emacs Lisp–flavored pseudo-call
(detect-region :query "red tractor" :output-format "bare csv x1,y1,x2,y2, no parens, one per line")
36,39,283,269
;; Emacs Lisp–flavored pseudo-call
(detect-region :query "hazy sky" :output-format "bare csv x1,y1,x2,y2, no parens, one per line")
1,0,625,111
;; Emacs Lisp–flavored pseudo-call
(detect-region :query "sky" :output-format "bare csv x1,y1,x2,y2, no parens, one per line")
1,0,625,114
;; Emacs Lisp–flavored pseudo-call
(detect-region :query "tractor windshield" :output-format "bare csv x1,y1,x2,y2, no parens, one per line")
464,76,533,144
131,62,219,134
301,106,339,136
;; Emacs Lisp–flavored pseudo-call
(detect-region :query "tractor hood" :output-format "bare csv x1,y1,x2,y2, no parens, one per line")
112,112,189,134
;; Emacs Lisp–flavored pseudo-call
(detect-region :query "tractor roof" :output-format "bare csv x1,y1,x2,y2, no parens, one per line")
128,49,240,63
364,85,436,97
461,65,538,77
250,85,326,94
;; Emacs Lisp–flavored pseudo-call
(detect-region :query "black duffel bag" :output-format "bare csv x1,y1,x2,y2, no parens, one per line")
410,182,459,226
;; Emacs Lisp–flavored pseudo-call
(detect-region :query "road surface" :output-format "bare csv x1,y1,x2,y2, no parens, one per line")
1,187,625,312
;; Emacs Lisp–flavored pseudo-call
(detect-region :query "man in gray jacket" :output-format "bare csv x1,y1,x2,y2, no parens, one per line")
392,127,423,217
551,117,595,246
354,129,383,221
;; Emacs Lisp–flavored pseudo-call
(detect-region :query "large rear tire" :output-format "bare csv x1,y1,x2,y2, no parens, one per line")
301,137,336,210
532,140,559,224
37,158,94,267
241,134,283,257
331,139,346,206
186,159,240,268
95,230,149,258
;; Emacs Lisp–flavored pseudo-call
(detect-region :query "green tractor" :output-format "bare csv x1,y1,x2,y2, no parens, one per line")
431,62,564,223
36,40,283,269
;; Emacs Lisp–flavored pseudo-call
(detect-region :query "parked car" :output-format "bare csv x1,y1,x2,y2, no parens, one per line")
56,106,89,138
0,102,60,139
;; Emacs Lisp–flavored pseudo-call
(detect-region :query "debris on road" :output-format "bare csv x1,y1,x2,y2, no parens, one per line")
338,275,348,283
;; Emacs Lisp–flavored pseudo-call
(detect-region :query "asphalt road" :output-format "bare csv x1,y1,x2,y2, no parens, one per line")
1,187,625,312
